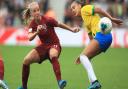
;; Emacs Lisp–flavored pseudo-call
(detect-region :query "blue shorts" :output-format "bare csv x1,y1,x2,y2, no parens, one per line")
94,32,112,52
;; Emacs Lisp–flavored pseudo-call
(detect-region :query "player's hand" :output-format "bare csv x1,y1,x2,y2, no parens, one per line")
111,18,123,25
75,57,81,64
42,24,47,30
37,25,43,33
72,26,80,33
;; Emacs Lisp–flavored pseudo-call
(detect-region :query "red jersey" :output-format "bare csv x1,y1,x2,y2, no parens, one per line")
28,16,60,45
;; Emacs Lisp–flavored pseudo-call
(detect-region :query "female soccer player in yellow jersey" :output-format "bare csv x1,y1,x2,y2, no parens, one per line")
70,0,123,89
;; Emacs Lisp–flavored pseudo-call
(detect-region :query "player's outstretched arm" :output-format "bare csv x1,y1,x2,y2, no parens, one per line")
58,23,80,33
94,6,123,25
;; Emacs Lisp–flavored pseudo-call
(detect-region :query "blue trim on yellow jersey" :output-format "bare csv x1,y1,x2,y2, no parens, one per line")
94,32,112,52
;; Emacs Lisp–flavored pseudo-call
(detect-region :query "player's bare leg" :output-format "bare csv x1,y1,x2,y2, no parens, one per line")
49,47,66,89
75,39,101,89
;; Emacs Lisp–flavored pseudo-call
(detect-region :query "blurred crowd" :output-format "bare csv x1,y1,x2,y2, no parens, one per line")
0,0,128,28
0,0,49,28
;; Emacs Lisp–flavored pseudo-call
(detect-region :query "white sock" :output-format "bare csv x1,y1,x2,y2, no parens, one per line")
80,55,97,83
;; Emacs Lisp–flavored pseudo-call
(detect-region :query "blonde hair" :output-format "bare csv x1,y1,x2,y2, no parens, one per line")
23,2,39,25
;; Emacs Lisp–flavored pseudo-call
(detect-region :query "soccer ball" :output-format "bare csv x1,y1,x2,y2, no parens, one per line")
98,17,112,34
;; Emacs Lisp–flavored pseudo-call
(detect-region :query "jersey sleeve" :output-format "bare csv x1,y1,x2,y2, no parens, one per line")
46,17,58,27
81,5,95,16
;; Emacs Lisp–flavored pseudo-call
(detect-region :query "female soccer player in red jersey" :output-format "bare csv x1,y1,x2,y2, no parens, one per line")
0,54,9,89
18,2,80,89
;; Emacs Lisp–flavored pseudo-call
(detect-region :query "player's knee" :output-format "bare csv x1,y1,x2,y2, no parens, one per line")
49,51,58,59
83,50,99,59
49,48,58,58
80,53,91,59
50,53,58,59
23,57,31,65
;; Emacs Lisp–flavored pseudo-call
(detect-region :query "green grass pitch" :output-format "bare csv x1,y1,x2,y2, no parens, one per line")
0,45,128,89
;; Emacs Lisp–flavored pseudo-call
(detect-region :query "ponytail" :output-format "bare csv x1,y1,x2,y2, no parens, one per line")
23,8,31,25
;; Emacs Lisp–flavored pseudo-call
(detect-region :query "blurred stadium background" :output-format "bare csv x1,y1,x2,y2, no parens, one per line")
0,0,128,89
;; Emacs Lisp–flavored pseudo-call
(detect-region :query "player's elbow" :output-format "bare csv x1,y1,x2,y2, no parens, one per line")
28,38,32,41
29,38,33,41
28,33,35,41
29,38,32,41
28,36,33,41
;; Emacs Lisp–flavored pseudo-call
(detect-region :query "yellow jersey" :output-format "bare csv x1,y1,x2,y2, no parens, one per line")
81,5,100,36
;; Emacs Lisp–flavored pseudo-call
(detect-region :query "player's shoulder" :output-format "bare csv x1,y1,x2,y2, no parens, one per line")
41,15,47,20
81,4,95,16
81,5,94,11
43,15,55,21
